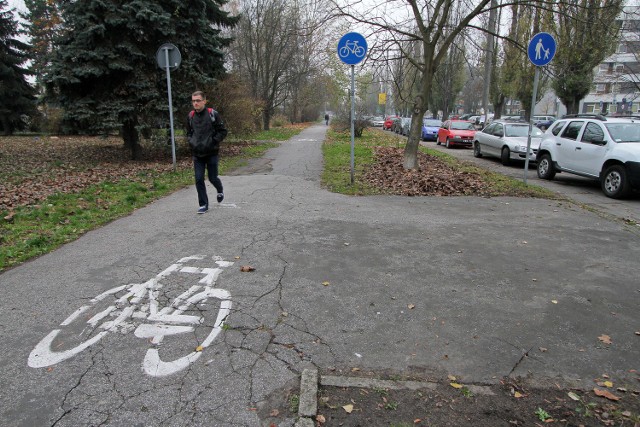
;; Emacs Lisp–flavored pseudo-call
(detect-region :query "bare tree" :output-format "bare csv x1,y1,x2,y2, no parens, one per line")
330,0,507,169
330,0,620,170
231,0,300,130
551,0,624,114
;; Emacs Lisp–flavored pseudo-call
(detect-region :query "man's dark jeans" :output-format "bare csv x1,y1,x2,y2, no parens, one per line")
193,154,223,208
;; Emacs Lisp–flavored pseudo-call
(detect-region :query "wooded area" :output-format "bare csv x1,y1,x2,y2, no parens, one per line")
0,0,628,168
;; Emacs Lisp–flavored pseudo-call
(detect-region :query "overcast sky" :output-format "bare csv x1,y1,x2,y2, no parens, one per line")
7,0,25,14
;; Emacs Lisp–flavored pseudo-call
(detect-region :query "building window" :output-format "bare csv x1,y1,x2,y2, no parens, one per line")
615,64,624,73
596,84,606,93
599,63,609,72
618,43,627,53
586,104,595,113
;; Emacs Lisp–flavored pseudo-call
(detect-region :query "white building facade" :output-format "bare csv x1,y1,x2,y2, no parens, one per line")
580,5,640,115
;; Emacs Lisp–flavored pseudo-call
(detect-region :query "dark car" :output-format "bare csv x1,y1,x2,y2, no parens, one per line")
390,117,403,133
533,115,556,131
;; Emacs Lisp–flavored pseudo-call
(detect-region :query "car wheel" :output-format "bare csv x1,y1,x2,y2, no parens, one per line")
601,164,631,199
536,153,556,180
445,138,451,148
501,147,511,166
473,142,482,158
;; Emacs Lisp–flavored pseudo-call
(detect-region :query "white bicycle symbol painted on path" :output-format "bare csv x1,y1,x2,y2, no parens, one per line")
339,40,366,59
28,256,233,377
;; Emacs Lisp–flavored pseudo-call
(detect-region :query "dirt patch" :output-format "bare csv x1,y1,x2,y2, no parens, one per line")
260,372,640,427
362,146,492,197
0,135,255,212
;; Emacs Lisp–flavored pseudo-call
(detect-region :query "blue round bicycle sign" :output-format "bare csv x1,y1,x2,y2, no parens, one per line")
528,32,556,67
337,32,367,65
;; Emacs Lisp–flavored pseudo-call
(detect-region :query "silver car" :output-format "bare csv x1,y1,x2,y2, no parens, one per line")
370,116,385,127
396,117,411,135
473,120,544,165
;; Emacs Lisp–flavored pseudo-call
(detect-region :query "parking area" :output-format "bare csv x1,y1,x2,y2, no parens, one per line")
416,133,640,225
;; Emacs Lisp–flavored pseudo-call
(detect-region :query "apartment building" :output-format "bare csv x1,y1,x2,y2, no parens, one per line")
580,5,640,115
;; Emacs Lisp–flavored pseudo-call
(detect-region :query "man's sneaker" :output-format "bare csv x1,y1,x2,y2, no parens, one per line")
217,193,224,203
197,206,208,214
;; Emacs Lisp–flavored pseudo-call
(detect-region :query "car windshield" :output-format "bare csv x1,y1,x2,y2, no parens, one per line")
605,123,640,142
450,122,475,130
423,119,441,127
505,125,543,137
373,116,383,121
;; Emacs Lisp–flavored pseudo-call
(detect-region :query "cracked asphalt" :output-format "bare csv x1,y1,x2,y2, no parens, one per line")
1,125,639,426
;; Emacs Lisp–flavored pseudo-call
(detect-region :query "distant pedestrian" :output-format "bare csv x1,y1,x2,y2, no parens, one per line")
325,113,330,125
187,91,228,214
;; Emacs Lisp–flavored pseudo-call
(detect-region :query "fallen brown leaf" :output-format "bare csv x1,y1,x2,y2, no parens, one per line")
269,409,279,417
598,334,612,344
240,265,255,272
593,388,620,401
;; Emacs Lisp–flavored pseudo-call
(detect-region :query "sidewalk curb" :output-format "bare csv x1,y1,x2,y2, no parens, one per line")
294,369,496,425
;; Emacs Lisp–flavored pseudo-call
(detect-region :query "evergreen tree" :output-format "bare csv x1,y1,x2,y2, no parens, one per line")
46,0,238,159
551,0,623,114
0,0,37,135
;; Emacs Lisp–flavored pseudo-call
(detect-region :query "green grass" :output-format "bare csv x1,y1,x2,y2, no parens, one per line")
242,125,309,141
0,140,279,272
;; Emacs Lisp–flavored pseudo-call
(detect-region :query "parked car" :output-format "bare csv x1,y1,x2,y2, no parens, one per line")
533,115,556,131
383,115,399,130
536,114,640,198
476,114,494,128
437,120,476,148
421,118,442,141
467,116,480,127
473,120,544,165
399,117,412,135
370,116,385,127
390,117,403,133
459,113,475,120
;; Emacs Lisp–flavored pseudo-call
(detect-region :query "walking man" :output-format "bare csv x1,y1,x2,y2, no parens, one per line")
187,91,228,214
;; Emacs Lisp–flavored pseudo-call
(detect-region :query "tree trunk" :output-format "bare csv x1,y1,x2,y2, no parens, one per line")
403,95,427,170
0,116,12,136
122,119,141,160
564,98,580,115
262,108,271,131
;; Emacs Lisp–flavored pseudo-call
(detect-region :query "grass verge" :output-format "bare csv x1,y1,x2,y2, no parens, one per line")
0,135,284,272
322,128,557,199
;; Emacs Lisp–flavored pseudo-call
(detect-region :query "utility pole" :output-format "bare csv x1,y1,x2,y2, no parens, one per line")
481,0,498,120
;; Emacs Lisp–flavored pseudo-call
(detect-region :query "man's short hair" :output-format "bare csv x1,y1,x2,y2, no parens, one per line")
192,91,206,99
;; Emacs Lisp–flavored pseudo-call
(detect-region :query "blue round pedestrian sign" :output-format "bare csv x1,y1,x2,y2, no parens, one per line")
528,32,556,67
337,32,368,65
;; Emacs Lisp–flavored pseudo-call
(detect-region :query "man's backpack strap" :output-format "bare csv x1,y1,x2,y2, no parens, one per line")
188,108,216,128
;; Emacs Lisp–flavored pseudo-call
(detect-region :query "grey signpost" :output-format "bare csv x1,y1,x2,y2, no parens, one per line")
156,43,182,171
525,32,556,184
337,32,367,184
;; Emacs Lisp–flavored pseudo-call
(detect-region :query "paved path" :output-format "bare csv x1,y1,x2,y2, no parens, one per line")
1,125,638,426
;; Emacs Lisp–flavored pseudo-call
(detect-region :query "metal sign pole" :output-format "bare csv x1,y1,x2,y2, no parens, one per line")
524,67,540,184
350,64,355,185
163,47,177,172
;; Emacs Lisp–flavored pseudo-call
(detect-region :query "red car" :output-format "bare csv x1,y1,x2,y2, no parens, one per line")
383,115,399,130
437,120,476,148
